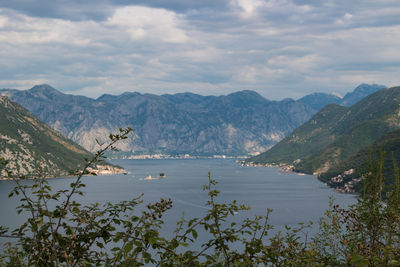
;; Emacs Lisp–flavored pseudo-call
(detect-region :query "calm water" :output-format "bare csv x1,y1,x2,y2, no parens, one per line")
0,158,356,245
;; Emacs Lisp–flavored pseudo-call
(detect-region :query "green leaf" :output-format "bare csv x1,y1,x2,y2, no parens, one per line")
148,237,157,246
350,255,368,267
179,242,189,247
191,229,198,239
124,243,133,254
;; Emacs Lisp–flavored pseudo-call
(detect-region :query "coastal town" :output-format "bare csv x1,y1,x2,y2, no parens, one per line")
327,168,363,193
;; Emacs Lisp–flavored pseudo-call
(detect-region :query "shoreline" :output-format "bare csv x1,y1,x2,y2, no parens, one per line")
239,160,359,194
0,164,126,181
237,160,309,176
108,153,248,160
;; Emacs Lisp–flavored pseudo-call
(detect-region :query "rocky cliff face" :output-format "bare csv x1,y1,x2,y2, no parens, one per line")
0,84,384,156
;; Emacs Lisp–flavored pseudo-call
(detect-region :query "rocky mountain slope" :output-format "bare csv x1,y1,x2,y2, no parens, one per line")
248,86,400,192
0,84,384,156
0,96,122,178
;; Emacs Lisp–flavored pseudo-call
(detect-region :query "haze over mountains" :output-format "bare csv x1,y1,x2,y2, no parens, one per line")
0,83,385,156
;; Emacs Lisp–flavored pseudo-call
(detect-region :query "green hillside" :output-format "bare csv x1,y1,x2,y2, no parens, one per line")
248,86,400,186
0,96,118,178
248,104,348,165
318,128,400,193
296,119,395,174
295,86,400,174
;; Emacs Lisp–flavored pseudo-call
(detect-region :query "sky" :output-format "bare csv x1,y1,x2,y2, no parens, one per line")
0,0,400,100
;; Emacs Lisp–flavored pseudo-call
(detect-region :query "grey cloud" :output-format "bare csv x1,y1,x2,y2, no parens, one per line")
0,0,229,20
0,0,114,20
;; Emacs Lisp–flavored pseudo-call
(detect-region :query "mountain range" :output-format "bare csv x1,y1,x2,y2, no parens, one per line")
0,84,385,156
248,86,400,193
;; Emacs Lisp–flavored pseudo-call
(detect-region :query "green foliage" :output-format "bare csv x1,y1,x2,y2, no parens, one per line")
314,152,400,266
1,128,400,266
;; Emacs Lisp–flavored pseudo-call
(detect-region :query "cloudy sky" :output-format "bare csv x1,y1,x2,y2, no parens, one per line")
0,0,399,99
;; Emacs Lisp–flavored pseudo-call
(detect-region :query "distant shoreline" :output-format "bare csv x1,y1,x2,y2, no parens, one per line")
111,154,248,160
0,164,126,181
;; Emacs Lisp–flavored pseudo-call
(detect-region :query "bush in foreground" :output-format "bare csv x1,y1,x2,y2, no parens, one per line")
0,129,399,266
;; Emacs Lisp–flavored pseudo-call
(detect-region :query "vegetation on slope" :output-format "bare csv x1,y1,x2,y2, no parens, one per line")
248,104,348,165
0,96,121,178
296,119,396,174
319,128,400,192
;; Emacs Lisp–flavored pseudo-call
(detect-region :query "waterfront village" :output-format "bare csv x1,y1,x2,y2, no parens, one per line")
328,168,363,194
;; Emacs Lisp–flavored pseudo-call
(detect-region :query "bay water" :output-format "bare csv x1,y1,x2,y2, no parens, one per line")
0,158,356,247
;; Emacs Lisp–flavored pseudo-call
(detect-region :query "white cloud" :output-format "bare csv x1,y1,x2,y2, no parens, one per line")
106,6,188,43
267,54,323,72
0,15,7,28
235,65,284,83
0,9,95,45
0,78,50,89
231,0,266,17
231,0,313,19
179,47,223,62
338,69,400,88
0,6,189,46
336,12,353,25
315,25,400,64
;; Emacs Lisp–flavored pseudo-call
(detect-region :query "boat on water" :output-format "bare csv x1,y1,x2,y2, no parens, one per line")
140,174,166,180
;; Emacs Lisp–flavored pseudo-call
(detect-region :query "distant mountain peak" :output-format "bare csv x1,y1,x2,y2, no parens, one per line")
227,90,263,98
341,83,386,107
354,83,386,91
97,91,142,101
121,91,142,97
298,92,341,111
29,84,63,98
30,84,58,91
225,90,270,105
331,92,343,98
